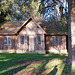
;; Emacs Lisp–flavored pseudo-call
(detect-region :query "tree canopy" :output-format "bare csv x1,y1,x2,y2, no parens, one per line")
0,0,68,22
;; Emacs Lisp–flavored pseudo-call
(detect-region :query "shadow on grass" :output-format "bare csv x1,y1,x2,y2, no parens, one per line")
48,65,58,75
1,63,30,75
72,68,75,75
31,59,49,75
61,64,71,75
31,62,71,75
0,53,71,75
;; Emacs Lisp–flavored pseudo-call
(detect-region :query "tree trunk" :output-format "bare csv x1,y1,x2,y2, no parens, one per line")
67,0,75,67
71,0,75,67
66,0,72,65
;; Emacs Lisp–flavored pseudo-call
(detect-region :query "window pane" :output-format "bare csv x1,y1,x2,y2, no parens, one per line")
56,36,58,41
4,37,7,45
52,36,55,45
21,36,24,44
8,37,11,45
38,35,41,44
52,36,58,45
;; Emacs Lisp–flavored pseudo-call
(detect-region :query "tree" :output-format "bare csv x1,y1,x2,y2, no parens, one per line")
0,0,68,22
70,0,75,67
40,0,68,21
0,0,41,21
0,0,14,22
65,0,72,65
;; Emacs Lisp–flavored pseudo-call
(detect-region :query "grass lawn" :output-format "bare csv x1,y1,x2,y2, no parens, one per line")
0,53,71,75
72,67,75,75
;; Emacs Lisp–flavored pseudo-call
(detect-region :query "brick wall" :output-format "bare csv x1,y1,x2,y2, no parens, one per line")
0,36,16,50
35,34,45,50
46,35,67,53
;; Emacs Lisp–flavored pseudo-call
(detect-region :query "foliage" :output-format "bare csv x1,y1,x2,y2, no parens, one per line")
40,0,68,21
0,53,71,75
0,0,68,22
0,0,41,22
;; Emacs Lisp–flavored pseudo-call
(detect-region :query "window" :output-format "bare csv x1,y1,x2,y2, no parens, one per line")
52,36,58,45
4,36,11,45
37,35,41,44
20,36,24,44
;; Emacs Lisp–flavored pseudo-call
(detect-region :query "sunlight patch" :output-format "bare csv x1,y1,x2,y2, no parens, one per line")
56,63,65,75
0,56,6,58
72,67,75,75
14,63,41,75
44,54,50,57
45,58,62,68
42,63,65,75
0,59,11,61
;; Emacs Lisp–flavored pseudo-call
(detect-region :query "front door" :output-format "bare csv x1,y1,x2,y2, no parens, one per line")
29,36,34,51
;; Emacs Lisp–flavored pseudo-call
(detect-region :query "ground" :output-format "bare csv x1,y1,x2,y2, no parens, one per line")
0,53,74,75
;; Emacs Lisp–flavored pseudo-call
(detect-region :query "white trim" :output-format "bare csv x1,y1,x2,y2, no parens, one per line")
16,18,32,33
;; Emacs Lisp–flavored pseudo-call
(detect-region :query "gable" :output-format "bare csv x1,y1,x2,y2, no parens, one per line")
19,20,46,35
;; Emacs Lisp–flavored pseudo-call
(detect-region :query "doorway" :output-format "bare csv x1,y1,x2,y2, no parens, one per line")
29,36,34,51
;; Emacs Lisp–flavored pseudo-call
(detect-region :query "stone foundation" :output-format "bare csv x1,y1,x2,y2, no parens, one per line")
0,50,16,53
46,49,68,54
0,50,46,54
16,50,46,54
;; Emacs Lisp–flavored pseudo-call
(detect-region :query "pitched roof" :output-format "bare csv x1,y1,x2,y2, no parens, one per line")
0,21,24,35
0,18,32,35
36,21,68,35
0,18,68,35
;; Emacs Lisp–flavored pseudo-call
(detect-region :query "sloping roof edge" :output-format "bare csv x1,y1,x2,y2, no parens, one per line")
46,33,68,36
16,17,32,34
0,17,32,35
33,20,46,34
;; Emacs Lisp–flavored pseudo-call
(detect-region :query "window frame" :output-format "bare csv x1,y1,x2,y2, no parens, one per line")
4,36,11,45
37,35,41,45
20,35,25,45
52,36,58,46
